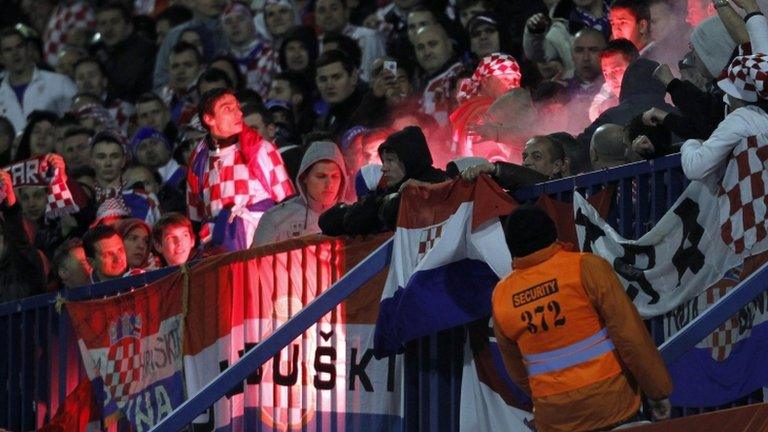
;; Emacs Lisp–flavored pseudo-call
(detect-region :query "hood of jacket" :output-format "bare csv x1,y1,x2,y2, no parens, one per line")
297,140,348,207
377,126,442,183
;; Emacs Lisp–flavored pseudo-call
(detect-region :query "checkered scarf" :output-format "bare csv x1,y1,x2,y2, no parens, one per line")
46,164,79,218
718,52,768,103
0,156,79,217
456,53,521,103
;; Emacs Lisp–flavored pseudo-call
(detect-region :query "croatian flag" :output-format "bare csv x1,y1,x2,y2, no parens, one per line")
373,176,534,430
182,237,404,431
66,276,185,430
373,176,517,355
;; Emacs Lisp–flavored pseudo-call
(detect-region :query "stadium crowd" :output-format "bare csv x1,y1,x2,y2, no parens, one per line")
0,0,766,304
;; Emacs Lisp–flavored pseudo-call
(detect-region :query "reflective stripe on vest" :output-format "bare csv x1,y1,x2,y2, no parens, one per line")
523,328,615,376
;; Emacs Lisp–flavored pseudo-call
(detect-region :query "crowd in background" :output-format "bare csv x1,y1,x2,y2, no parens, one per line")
0,0,767,303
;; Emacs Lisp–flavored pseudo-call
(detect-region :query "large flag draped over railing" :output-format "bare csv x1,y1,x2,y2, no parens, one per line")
573,136,768,406
372,177,538,431
60,235,400,431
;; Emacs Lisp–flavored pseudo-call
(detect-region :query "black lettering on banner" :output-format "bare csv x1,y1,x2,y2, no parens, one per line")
219,343,263,400
244,343,262,385
520,301,566,334
314,346,336,390
671,197,705,287
387,354,396,392
612,244,660,304
274,344,300,386
574,208,606,253
349,348,374,392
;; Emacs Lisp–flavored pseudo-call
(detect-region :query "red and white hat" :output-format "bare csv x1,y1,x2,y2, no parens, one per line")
718,52,768,102
456,53,522,103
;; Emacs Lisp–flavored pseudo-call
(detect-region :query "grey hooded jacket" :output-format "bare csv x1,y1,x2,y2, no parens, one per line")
253,141,347,245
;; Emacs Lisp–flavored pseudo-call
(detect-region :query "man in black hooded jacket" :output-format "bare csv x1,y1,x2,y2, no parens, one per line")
319,126,447,235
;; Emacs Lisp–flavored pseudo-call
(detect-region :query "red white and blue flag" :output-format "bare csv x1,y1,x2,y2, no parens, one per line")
182,237,404,431
373,176,535,430
66,277,185,430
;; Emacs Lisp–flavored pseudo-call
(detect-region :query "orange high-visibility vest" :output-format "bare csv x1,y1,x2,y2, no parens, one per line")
493,249,623,397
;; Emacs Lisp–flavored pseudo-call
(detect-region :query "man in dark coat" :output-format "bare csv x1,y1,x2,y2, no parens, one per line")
319,126,447,235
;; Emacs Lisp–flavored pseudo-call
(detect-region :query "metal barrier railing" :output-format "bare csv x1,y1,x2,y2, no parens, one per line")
1,153,764,430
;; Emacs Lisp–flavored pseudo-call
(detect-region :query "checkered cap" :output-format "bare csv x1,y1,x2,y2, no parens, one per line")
456,53,521,103
718,53,768,103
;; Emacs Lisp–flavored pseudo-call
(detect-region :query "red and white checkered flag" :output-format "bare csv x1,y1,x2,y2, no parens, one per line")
718,134,768,253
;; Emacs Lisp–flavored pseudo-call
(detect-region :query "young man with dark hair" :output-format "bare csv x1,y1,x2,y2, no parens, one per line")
93,2,156,103
61,126,94,173
314,49,366,138
609,0,653,53
187,88,294,251
135,92,178,143
589,38,640,120
53,238,92,289
91,130,161,226
152,212,196,266
82,224,127,283
162,41,203,124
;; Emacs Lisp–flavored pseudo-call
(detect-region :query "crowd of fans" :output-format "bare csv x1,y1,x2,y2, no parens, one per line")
0,0,766,303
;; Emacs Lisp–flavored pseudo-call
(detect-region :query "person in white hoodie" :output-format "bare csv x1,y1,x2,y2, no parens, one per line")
680,1,768,181
253,141,348,245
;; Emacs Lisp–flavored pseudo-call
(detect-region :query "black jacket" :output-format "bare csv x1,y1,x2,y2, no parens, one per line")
578,58,678,148
0,203,45,303
95,32,157,104
320,126,447,236
662,79,725,140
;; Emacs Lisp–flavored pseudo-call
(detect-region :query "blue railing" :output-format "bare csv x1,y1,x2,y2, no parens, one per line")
2,153,766,431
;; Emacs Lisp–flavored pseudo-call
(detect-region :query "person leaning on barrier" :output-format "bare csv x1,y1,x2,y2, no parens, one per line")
460,135,566,190
492,206,672,432
319,126,447,236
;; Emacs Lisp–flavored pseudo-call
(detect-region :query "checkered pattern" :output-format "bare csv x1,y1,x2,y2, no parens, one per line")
106,99,135,135
187,136,294,224
421,62,465,121
46,168,79,218
418,224,444,261
702,282,741,361
456,53,521,103
719,53,768,102
718,135,768,254
43,2,95,67
238,43,280,98
104,338,143,406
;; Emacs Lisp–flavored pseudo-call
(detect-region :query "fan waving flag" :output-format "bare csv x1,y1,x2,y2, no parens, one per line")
373,176,517,356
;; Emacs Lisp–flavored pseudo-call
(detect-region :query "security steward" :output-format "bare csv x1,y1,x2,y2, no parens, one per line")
492,206,672,432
